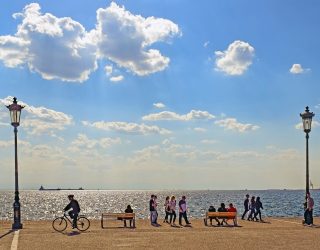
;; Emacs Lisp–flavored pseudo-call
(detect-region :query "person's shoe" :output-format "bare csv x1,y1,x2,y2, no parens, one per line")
179,223,183,226
241,218,245,220
186,222,191,225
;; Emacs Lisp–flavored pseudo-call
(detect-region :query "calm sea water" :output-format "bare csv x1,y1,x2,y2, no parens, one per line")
0,190,319,220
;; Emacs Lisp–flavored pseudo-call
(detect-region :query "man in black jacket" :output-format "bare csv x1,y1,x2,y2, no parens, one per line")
241,194,250,220
64,194,81,228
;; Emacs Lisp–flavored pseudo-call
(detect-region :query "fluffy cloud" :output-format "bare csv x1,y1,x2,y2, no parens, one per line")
0,3,97,82
70,133,121,149
194,127,207,132
0,96,73,136
142,110,215,121
215,118,259,132
110,75,124,82
82,121,171,135
289,64,309,74
95,2,180,76
105,65,113,76
201,139,217,144
215,40,255,75
0,2,180,82
153,102,166,109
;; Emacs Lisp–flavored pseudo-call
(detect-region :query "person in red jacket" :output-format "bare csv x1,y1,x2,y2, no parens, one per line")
227,203,238,226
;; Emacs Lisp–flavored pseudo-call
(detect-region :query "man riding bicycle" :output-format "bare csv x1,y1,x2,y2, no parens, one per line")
64,194,80,228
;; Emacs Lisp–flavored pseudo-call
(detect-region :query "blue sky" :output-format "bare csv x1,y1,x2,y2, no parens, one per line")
1,0,320,190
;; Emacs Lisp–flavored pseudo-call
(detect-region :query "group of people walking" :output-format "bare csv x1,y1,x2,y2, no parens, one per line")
150,194,191,227
241,194,264,222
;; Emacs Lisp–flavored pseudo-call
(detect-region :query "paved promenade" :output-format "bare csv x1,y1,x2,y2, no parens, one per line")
1,218,319,250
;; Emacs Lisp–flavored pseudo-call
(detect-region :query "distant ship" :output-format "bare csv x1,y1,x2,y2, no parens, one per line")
39,185,84,191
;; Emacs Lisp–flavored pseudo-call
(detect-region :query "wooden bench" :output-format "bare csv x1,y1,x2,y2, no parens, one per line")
101,213,136,228
204,212,237,226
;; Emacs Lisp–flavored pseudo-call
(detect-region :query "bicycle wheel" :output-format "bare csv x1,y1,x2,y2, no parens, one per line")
52,217,67,232
77,216,90,231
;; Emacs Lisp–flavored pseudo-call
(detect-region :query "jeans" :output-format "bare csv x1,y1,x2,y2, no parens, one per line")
241,208,249,219
179,211,190,225
150,211,157,224
68,211,78,227
169,211,176,224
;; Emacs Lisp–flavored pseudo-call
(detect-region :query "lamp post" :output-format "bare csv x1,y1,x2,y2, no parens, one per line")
300,106,315,199
6,97,24,230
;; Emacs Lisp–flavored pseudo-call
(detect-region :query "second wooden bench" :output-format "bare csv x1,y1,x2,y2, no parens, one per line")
101,213,136,228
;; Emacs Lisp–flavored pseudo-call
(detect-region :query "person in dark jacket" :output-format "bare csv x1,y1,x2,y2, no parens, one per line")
254,197,264,221
241,194,250,220
208,205,220,226
64,194,80,228
124,205,134,227
217,203,228,225
247,196,256,221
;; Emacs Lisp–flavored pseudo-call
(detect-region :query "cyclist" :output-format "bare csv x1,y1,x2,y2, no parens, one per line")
64,194,80,228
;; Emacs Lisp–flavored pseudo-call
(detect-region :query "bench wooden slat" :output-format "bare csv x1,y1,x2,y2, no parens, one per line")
206,212,236,218
101,213,136,228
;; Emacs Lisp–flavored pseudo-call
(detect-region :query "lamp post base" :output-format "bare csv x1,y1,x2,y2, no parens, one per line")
12,200,22,230
12,223,23,230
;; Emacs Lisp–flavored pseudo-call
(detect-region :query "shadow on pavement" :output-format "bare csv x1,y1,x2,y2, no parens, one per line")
0,229,14,239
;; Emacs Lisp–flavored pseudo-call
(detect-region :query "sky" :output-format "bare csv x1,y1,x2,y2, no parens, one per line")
1,0,320,190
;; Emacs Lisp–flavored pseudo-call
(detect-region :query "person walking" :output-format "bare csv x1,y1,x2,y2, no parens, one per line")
178,196,191,226
169,196,177,226
241,194,250,220
154,195,159,224
149,194,156,225
163,196,170,223
247,196,256,221
306,192,314,226
254,197,264,222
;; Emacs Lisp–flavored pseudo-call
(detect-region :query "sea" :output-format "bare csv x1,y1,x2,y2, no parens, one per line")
0,190,319,221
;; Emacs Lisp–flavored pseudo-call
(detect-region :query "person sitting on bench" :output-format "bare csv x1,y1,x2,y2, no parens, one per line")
124,205,133,227
217,203,228,225
208,205,220,226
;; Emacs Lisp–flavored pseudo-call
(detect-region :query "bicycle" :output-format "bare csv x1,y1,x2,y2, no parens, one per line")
52,212,90,232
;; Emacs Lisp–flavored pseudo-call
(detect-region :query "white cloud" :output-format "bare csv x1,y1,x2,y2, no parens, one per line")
110,75,124,82
105,65,113,76
142,110,215,121
0,3,97,82
0,139,31,148
194,127,207,132
0,2,180,82
70,133,121,149
215,40,255,75
215,118,259,132
153,102,166,109
289,64,309,74
0,96,73,136
82,121,171,135
95,2,181,76
203,41,210,48
201,139,217,144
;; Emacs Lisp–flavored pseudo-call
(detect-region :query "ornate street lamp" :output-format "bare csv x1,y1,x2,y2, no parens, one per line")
300,106,315,198
6,97,24,229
